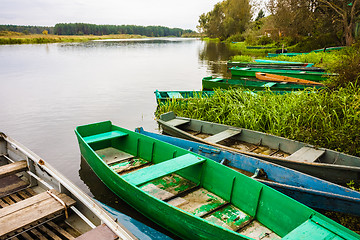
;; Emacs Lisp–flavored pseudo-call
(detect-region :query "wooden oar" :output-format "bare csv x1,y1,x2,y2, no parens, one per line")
255,72,324,86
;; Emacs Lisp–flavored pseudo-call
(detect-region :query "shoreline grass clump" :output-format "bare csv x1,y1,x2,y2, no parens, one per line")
156,85,360,157
0,33,145,45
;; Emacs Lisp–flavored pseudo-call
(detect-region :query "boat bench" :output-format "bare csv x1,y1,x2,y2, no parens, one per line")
0,189,76,238
83,131,128,144
123,153,205,186
204,129,242,144
286,146,325,163
0,160,28,179
261,82,277,87
167,92,183,99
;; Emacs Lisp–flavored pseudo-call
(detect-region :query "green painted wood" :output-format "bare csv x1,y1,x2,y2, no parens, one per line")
230,67,337,82
83,130,128,144
167,92,183,98
202,77,321,91
123,153,205,186
75,121,360,240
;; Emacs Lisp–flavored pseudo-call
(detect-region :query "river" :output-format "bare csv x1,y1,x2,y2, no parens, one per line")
0,38,238,236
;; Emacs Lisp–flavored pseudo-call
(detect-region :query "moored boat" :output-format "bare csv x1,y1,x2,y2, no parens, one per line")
136,127,360,217
75,121,360,240
230,67,337,81
254,59,314,66
255,72,324,86
157,112,360,185
202,76,322,91
0,132,136,240
227,62,323,71
154,90,215,104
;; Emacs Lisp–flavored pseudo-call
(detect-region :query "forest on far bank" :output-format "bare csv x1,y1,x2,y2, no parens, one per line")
197,0,360,51
0,23,195,37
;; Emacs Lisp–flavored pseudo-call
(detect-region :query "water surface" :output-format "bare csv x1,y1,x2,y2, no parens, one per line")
0,38,235,235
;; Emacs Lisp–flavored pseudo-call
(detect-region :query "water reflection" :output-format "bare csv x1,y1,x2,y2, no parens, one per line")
198,41,240,78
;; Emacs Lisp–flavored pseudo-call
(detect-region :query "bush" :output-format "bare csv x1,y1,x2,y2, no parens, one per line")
257,36,273,45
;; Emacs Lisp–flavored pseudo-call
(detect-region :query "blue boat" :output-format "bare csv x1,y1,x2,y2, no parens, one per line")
95,200,173,240
135,127,360,217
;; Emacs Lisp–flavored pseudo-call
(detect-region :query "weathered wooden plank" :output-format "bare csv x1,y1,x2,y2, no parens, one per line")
47,222,75,240
30,229,48,240
20,232,34,240
0,160,27,179
204,129,241,144
83,131,128,144
166,118,190,127
0,199,9,208
0,175,28,197
38,225,62,240
123,154,205,186
74,224,117,240
9,193,22,203
0,189,76,238
286,146,325,163
95,147,134,165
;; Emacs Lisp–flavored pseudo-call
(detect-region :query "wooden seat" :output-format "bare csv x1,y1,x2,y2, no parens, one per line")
167,92,183,99
0,189,76,238
123,153,205,186
204,129,242,144
83,131,128,144
0,160,28,179
286,146,325,163
166,118,190,127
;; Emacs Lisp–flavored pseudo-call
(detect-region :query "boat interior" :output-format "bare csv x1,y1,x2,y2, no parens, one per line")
79,122,338,239
0,136,120,240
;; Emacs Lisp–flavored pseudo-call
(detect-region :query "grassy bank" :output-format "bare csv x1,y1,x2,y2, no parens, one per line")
0,33,145,44
156,86,360,158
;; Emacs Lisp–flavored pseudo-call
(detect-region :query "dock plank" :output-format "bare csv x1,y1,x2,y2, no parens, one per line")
0,160,27,179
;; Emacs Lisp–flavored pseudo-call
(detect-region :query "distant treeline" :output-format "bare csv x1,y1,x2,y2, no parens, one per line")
0,25,54,34
0,23,195,37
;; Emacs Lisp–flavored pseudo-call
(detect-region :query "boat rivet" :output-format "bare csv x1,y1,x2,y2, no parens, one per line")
38,159,45,165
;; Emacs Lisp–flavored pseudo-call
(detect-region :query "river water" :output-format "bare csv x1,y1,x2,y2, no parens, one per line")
0,38,237,236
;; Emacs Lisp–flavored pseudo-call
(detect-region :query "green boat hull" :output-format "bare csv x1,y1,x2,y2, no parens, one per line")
154,90,215,104
230,67,336,82
75,121,359,240
202,76,322,91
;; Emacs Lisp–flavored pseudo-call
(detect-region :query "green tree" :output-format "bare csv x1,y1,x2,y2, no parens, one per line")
318,0,360,46
197,0,251,40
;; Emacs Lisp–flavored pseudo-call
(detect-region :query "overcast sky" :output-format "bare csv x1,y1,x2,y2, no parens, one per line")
0,0,222,30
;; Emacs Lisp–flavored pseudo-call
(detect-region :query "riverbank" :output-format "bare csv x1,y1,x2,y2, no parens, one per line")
0,32,146,44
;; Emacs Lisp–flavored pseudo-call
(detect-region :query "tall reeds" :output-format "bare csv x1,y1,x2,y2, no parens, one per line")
156,86,360,157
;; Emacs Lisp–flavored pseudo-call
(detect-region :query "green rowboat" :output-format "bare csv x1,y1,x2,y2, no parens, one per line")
202,76,323,91
230,67,336,82
154,90,215,104
75,121,359,240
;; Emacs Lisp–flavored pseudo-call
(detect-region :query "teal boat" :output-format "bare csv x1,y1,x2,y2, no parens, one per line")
227,62,324,71
202,76,323,91
230,67,336,81
75,121,360,240
254,59,313,66
267,47,344,57
154,90,215,104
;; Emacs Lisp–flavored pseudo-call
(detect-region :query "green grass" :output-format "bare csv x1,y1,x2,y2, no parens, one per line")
156,86,360,157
